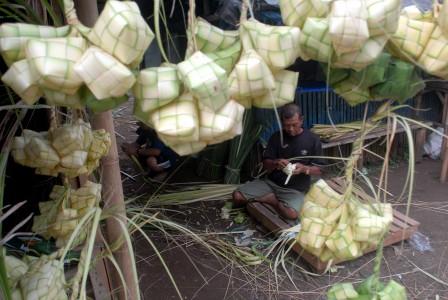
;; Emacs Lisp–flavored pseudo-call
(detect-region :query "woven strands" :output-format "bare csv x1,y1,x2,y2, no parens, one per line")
133,66,181,113
299,18,333,62
279,0,330,28
87,0,154,66
296,180,392,262
11,119,110,178
19,256,67,300
243,19,301,70
32,182,101,247
74,46,135,100
27,37,87,95
0,0,153,109
178,51,229,111
1,59,42,105
329,0,370,56
327,279,407,299
0,23,70,66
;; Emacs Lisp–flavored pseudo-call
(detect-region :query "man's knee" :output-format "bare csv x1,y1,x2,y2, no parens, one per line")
232,191,247,205
278,202,299,220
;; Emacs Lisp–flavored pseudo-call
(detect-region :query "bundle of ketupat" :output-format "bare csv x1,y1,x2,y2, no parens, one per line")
228,17,300,109
296,180,393,262
280,0,400,71
0,0,153,109
32,182,101,248
327,275,407,300
387,4,448,81
4,252,68,300
326,54,424,106
188,18,241,75
11,119,110,177
133,11,301,156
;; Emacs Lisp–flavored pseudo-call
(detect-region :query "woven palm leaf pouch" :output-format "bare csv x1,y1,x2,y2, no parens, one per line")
74,46,136,100
199,99,245,144
279,0,330,28
26,37,87,95
0,23,70,66
178,51,229,112
133,66,181,114
387,14,436,62
1,59,42,105
87,0,154,66
243,19,301,70
299,18,334,62
151,92,200,145
253,69,299,109
329,0,370,56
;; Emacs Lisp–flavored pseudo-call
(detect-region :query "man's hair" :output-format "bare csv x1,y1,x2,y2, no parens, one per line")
280,103,301,120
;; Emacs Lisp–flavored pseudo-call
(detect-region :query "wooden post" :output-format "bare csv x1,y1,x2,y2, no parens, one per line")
441,95,448,183
414,128,426,163
73,0,139,298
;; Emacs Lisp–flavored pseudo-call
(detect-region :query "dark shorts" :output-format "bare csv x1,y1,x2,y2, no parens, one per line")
237,179,305,213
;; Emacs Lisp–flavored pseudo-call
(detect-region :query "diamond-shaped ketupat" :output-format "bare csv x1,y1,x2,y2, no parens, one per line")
178,51,229,112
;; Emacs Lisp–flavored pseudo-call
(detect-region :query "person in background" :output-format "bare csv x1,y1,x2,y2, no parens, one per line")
121,122,178,179
231,103,323,220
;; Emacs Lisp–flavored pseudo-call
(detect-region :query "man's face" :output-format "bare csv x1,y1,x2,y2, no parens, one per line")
282,113,303,136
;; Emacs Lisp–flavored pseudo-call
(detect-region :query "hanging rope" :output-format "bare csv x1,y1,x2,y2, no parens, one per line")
187,0,198,54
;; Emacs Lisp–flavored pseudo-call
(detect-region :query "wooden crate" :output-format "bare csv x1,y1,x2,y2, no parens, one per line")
247,178,420,273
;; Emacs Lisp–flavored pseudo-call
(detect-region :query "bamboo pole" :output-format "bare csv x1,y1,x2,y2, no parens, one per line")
70,0,139,298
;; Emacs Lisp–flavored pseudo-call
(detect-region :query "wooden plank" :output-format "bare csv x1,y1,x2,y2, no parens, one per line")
247,202,289,233
393,210,420,227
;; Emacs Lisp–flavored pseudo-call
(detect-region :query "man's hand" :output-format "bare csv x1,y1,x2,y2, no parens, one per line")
121,143,139,157
292,163,308,175
275,159,290,170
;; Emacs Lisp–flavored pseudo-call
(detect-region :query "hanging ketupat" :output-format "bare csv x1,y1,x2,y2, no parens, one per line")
0,23,70,66
133,66,181,113
11,119,111,178
243,19,301,70
87,0,154,67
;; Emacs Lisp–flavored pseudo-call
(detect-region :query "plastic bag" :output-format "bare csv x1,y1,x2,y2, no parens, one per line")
423,127,444,159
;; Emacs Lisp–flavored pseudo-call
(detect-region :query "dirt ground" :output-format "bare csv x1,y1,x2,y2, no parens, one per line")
114,103,448,300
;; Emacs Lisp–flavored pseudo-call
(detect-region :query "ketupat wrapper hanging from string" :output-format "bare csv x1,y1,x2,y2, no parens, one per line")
32,181,102,248
11,119,111,178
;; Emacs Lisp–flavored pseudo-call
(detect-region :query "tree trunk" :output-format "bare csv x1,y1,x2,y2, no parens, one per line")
73,1,138,299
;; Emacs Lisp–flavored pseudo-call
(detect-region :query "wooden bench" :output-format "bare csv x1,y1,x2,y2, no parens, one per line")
247,178,420,273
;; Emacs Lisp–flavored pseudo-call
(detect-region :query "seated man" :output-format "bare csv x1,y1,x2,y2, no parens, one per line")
121,122,178,178
231,103,323,220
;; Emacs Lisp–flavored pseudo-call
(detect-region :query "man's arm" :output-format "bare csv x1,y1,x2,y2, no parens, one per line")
293,163,321,176
263,158,290,173
138,148,161,157
293,136,323,175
